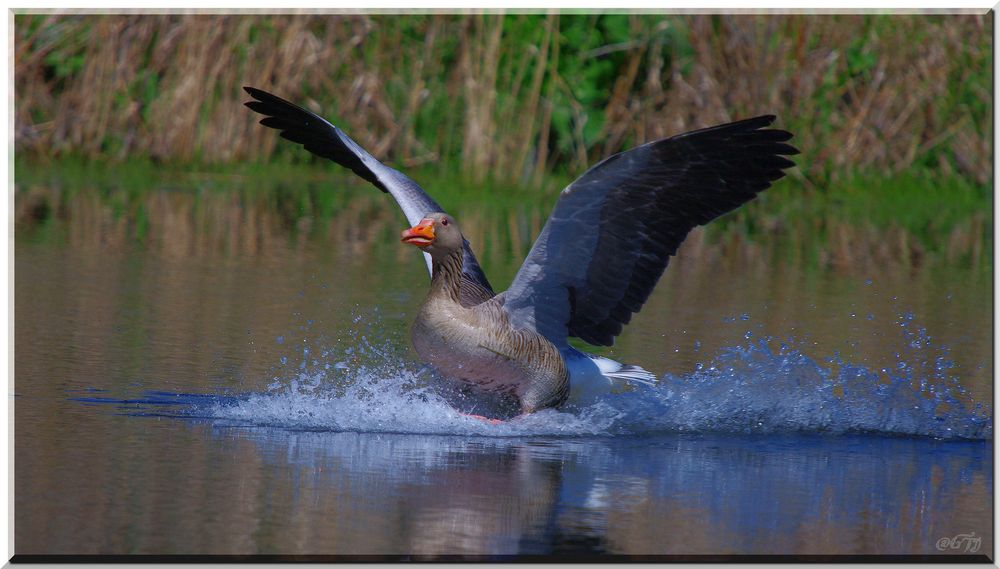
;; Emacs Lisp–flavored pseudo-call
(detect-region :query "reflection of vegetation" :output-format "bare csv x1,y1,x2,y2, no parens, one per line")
724,169,991,271
14,159,991,274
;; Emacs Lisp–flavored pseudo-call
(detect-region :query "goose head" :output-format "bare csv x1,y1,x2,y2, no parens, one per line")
400,212,464,259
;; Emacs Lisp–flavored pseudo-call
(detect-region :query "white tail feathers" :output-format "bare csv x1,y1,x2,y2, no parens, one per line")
602,364,657,386
564,349,659,406
586,354,658,387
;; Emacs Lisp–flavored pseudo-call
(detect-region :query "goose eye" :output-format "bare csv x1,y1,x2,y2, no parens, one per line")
442,218,449,226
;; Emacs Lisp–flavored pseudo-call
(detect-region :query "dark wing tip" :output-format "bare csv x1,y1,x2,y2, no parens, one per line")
244,86,276,101
728,114,776,130
770,155,798,170
243,87,308,118
673,113,780,143
244,86,270,102
244,100,269,114
768,140,800,156
734,116,799,161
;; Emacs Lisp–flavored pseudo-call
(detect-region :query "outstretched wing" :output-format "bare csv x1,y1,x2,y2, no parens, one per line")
502,115,797,347
244,86,494,305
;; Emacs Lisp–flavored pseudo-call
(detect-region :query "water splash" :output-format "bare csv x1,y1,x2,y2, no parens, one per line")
78,308,991,440
645,336,990,439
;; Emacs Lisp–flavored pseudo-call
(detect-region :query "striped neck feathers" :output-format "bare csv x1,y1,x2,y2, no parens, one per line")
429,249,465,303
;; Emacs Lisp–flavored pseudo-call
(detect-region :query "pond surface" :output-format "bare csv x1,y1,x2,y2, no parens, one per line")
13,175,993,558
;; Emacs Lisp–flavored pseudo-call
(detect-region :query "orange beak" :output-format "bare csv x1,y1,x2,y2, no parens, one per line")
401,218,435,247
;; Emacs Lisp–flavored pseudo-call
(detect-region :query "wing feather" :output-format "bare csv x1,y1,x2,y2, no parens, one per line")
244,86,494,305
503,115,798,346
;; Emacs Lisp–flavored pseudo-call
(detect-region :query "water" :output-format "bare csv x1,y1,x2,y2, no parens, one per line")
14,180,993,557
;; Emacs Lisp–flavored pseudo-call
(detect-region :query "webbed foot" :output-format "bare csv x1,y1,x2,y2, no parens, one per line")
461,412,504,425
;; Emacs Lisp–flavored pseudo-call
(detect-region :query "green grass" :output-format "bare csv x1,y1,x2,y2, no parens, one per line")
15,14,991,187
732,169,990,239
14,157,992,273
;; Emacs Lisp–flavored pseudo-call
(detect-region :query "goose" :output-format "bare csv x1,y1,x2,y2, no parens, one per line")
244,86,797,418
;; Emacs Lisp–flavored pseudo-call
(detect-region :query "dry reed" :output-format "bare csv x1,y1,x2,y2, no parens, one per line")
14,13,992,186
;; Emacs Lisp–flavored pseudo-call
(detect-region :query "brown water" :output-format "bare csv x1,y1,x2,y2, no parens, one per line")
13,179,993,558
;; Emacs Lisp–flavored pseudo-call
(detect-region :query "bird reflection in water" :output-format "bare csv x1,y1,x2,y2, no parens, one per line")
202,425,990,556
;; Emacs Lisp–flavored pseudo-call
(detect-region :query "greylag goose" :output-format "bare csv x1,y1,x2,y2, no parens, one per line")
244,86,797,417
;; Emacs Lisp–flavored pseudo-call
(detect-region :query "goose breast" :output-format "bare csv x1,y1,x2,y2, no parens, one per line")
411,297,568,412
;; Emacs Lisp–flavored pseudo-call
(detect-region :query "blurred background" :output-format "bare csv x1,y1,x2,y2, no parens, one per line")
13,13,992,272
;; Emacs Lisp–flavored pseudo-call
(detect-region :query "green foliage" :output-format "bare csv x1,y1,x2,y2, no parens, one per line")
14,13,992,192
14,156,991,272
21,14,91,95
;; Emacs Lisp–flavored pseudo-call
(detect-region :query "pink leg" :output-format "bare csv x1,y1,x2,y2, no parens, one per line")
461,412,504,425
